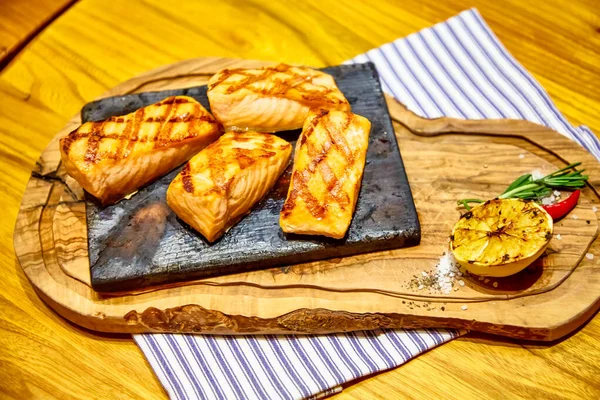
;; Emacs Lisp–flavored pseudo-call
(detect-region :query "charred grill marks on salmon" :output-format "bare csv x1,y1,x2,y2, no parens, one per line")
167,131,292,242
280,109,371,239
59,96,222,205
207,64,351,132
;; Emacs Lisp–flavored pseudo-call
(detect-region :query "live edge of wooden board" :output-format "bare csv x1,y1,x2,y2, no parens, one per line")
13,57,600,341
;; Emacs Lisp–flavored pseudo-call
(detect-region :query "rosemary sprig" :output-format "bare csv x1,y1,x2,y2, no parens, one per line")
457,162,588,210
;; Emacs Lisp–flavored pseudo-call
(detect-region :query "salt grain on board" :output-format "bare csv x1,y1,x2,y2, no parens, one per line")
573,215,579,220
531,170,544,180
586,253,594,260
436,252,461,294
519,154,525,159
593,206,598,213
556,234,562,240
413,252,475,295
409,252,465,294
461,305,468,311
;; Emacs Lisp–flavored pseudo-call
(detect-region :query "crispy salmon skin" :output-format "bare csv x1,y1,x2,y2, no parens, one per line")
280,109,371,239
167,131,292,242
207,63,351,132
60,96,222,205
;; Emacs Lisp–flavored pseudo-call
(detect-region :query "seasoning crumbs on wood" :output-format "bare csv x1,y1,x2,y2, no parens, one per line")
405,252,471,294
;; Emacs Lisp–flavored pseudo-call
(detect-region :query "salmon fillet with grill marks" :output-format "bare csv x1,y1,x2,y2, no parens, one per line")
280,109,371,239
60,96,223,205
207,64,351,132
167,131,292,242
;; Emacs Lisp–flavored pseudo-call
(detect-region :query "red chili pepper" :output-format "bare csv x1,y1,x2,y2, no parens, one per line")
541,190,580,220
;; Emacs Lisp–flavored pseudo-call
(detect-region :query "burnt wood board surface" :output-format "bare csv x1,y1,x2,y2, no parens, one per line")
85,62,420,292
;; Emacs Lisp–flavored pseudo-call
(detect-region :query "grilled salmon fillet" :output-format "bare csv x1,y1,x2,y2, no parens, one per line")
280,109,371,239
167,131,292,242
207,63,351,132
60,96,222,205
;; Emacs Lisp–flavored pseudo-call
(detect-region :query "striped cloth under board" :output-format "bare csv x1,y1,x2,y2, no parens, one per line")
134,8,599,400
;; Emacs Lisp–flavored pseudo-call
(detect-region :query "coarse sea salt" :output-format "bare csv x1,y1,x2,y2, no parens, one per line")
573,215,579,220
531,170,544,180
519,154,525,159
541,197,553,206
586,253,594,260
411,252,464,294
594,206,598,213
435,252,461,295
556,234,562,240
461,305,468,311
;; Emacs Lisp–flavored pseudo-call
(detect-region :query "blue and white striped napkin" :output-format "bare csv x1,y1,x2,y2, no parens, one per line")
134,8,599,400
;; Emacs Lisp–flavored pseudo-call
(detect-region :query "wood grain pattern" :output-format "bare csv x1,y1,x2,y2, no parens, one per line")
1,1,599,399
0,0,75,66
13,57,600,343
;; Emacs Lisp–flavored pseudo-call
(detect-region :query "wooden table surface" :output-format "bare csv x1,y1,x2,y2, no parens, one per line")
1,0,599,398
0,0,74,66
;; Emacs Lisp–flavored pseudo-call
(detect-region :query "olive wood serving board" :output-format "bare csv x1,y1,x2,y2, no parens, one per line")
83,63,421,292
14,57,600,340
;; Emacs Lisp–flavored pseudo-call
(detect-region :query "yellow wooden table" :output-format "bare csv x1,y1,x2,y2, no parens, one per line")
0,0,74,66
1,0,599,398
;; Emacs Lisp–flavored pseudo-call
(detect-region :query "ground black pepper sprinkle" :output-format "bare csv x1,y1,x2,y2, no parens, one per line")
405,252,468,294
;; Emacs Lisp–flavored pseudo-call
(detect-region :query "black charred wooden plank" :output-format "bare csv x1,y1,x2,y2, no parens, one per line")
85,63,421,292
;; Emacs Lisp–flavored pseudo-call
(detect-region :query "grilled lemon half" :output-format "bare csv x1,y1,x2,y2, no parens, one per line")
450,198,553,277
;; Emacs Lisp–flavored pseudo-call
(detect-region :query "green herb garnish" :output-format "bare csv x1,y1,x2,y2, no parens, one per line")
457,162,588,210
